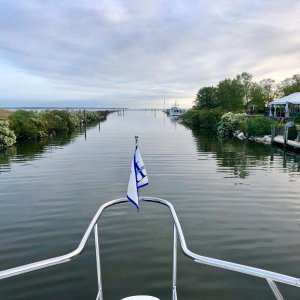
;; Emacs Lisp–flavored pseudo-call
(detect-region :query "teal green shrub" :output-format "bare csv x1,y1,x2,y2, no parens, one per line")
288,125,298,140
198,108,224,129
54,110,81,130
294,114,300,124
245,117,277,137
217,112,247,136
9,110,46,139
40,110,81,132
181,108,224,130
0,120,16,149
86,111,98,123
181,109,201,125
8,109,110,141
79,111,103,123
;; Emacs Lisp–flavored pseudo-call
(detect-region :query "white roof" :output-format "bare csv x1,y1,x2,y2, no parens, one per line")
269,92,300,105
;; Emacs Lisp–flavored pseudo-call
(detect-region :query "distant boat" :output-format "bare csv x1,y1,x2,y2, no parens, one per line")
169,105,180,116
169,104,185,117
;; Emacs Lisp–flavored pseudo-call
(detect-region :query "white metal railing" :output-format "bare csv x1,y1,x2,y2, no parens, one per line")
0,197,299,300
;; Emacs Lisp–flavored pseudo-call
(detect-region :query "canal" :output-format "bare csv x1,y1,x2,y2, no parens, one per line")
0,110,299,299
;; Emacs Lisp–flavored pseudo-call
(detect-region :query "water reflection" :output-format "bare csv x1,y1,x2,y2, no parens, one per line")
0,147,17,171
0,122,104,174
281,151,300,181
191,128,300,179
169,115,179,130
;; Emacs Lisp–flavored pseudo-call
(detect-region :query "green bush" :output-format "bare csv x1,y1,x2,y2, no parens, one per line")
78,110,104,123
40,110,81,132
245,117,277,137
9,110,47,139
288,125,298,140
8,109,111,141
217,112,247,136
198,108,225,129
181,109,200,125
181,108,224,130
294,114,300,124
54,110,81,130
41,111,68,132
0,120,16,149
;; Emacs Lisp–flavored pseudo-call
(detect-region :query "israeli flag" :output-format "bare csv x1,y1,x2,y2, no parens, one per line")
127,143,148,209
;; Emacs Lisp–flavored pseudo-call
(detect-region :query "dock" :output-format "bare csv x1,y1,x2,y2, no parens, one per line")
272,135,300,152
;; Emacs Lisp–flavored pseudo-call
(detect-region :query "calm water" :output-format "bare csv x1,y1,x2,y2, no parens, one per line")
0,111,299,300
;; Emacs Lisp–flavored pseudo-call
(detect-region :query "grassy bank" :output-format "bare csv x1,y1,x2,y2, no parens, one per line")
0,109,13,120
0,109,112,149
181,109,299,139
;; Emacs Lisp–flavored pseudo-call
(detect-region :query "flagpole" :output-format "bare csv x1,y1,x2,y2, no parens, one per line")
127,134,148,210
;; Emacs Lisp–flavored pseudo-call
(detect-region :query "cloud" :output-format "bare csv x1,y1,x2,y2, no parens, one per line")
0,0,300,107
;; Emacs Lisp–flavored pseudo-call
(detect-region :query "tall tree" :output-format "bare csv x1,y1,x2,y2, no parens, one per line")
194,86,218,109
279,74,300,96
259,78,276,104
249,82,265,110
216,78,243,112
236,72,253,108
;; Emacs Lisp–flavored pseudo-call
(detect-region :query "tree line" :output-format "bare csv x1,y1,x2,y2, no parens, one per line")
194,72,300,112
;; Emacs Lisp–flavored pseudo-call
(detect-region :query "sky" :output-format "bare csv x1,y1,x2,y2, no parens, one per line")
0,0,300,109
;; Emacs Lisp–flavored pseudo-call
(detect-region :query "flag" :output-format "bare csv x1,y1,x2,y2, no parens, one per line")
127,143,148,209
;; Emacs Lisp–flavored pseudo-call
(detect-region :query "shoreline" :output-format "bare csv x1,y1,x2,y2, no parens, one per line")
0,109,113,149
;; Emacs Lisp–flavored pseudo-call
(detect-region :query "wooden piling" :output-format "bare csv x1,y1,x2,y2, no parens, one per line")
271,124,275,143
283,125,288,147
84,109,86,124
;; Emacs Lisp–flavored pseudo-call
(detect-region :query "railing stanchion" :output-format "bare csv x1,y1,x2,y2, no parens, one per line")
94,223,103,300
172,223,178,300
267,279,284,300
0,197,299,299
